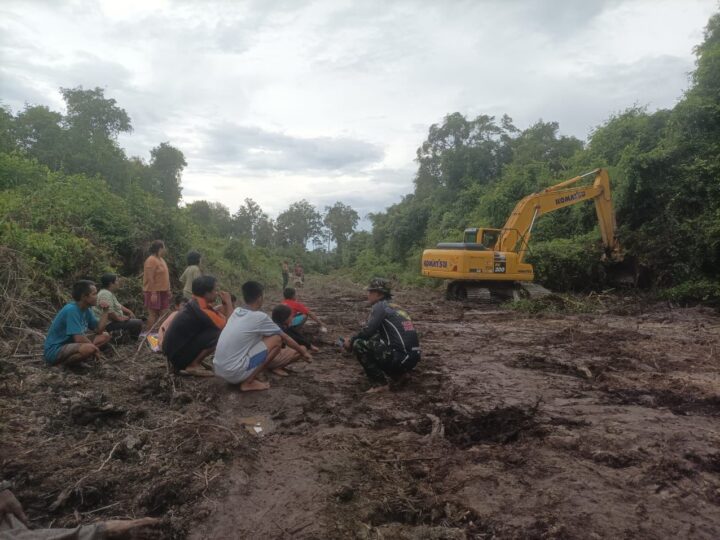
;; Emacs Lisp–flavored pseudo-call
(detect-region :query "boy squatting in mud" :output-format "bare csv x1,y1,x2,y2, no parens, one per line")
343,278,421,393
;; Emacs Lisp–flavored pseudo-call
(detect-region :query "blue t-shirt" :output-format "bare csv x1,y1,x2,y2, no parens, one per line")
43,303,98,363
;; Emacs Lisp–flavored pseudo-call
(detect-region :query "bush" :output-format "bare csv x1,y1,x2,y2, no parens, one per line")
0,152,48,190
0,222,109,279
527,234,606,292
660,279,720,305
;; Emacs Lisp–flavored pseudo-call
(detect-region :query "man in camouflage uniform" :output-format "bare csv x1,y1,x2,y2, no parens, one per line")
343,278,421,393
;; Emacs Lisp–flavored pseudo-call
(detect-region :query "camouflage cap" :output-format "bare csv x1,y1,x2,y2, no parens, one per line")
366,277,391,295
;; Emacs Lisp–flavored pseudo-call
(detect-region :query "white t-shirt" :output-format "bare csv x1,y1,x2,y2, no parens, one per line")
213,307,281,383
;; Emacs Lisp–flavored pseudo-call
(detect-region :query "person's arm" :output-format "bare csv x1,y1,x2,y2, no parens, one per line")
66,308,97,346
121,305,135,318
307,309,323,327
145,258,159,300
108,311,127,322
218,291,234,319
354,303,385,340
280,331,312,361
347,303,386,350
96,306,110,334
0,489,29,527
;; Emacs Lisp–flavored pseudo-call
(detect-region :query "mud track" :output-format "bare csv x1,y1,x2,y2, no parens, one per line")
192,280,720,539
3,278,720,539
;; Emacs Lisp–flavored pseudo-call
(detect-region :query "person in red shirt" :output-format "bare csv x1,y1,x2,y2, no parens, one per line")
282,288,326,331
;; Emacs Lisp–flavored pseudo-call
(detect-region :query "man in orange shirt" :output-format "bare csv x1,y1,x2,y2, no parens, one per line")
162,276,232,377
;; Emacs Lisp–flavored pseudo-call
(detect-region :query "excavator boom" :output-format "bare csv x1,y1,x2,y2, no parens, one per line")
421,168,621,301
500,168,619,262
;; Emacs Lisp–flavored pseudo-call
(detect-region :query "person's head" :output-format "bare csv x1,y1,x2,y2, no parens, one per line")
173,293,187,310
283,287,296,300
241,281,264,309
192,275,218,303
366,277,392,304
72,280,98,305
271,304,293,328
100,273,118,291
149,240,166,257
186,250,201,266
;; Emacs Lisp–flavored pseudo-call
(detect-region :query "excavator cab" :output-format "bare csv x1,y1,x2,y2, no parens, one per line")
463,228,520,252
463,228,500,248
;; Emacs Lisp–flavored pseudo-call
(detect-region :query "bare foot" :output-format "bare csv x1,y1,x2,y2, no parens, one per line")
104,517,160,537
240,379,271,392
271,368,290,377
365,384,390,394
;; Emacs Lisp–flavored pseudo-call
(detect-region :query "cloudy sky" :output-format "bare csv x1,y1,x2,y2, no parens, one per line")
1,0,716,222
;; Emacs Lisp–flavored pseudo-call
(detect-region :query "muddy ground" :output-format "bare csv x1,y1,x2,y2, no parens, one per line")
3,278,720,539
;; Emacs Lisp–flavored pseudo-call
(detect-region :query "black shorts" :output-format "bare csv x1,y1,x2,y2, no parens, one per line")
168,327,220,370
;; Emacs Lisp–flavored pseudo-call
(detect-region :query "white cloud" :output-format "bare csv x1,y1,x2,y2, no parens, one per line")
0,0,717,218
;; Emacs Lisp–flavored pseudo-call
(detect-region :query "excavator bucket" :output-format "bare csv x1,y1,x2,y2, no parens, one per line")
603,255,648,288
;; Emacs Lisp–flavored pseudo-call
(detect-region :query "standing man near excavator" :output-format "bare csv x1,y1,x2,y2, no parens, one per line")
343,278,421,393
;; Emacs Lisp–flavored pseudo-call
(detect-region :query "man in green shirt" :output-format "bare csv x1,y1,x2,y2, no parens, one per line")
180,250,202,300
94,273,143,340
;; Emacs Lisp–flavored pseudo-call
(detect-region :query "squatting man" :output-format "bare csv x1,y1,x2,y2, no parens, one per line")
342,278,421,393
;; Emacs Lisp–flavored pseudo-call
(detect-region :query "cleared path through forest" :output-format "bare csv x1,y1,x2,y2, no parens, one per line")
191,279,720,539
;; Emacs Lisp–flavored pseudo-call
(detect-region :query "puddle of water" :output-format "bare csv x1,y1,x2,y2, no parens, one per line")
238,416,273,436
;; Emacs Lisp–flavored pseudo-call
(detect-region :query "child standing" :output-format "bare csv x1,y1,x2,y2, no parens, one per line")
180,251,202,300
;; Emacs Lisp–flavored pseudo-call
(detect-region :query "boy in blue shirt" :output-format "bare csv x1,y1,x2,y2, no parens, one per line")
44,280,111,366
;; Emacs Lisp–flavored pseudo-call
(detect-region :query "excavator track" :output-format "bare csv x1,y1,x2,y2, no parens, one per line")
446,280,540,304
517,282,552,299
465,285,493,304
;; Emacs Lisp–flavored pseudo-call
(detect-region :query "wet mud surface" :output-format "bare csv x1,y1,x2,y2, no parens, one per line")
192,281,720,539
3,278,720,538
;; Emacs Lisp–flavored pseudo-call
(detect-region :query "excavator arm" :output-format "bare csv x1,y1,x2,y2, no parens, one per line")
499,168,619,263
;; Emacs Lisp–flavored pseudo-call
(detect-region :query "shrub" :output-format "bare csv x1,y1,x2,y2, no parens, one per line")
527,234,606,292
661,279,720,306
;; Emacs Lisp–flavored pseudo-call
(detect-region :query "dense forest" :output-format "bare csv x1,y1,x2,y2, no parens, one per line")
2,12,720,305
356,12,720,302
0,88,360,303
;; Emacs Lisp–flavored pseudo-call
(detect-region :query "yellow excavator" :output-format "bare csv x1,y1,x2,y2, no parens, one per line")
421,168,621,301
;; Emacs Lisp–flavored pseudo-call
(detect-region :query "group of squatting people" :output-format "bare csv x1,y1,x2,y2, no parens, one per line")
42,241,422,393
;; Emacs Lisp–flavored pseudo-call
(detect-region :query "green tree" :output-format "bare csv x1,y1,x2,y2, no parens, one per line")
414,112,515,198
14,105,65,169
276,200,322,247
148,142,186,206
254,215,275,247
61,86,131,139
60,86,133,192
185,200,233,235
232,198,268,242
323,202,359,251
0,105,16,153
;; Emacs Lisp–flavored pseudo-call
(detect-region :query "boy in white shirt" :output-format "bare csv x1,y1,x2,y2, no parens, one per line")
214,281,311,391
